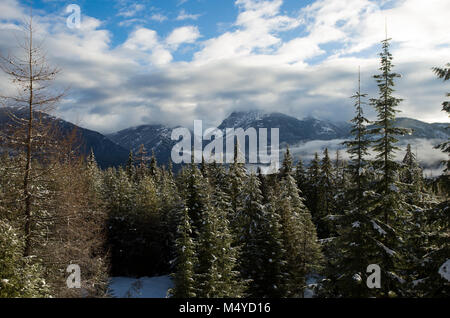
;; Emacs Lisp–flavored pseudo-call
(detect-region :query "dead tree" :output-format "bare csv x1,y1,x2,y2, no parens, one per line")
0,14,64,256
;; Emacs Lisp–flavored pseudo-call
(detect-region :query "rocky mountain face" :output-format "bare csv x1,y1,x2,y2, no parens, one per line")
2,108,448,168
0,107,129,168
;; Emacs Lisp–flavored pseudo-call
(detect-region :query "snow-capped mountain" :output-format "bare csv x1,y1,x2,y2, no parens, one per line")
0,107,129,168
107,124,178,165
105,110,449,166
218,111,352,144
2,108,447,168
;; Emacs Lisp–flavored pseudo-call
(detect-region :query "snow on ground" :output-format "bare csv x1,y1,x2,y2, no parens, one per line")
438,259,450,282
304,274,322,298
108,276,173,298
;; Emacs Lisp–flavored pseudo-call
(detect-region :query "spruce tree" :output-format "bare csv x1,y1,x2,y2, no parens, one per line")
277,149,323,297
228,142,247,235
305,152,321,226
368,36,411,296
236,173,268,297
316,148,337,238
126,150,135,180
294,157,307,195
170,206,197,298
324,70,382,297
432,63,450,174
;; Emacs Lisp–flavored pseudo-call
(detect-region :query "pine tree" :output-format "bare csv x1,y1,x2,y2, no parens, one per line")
294,157,307,194
260,195,287,297
198,165,244,298
432,63,450,174
170,206,197,298
277,149,323,297
126,150,135,180
280,146,293,179
236,173,267,297
305,152,321,226
367,36,411,296
236,173,267,296
149,150,158,179
257,167,270,204
184,161,211,239
228,142,247,235
136,144,148,181
316,148,337,238
400,144,428,207
0,219,49,297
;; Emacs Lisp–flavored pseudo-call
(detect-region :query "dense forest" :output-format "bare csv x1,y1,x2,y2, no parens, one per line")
0,18,448,298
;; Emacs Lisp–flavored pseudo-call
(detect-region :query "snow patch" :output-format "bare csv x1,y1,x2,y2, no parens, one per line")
352,221,360,228
371,220,387,235
108,276,173,298
438,259,450,282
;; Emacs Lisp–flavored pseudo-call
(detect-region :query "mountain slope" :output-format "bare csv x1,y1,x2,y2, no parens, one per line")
0,107,129,168
218,111,351,144
107,111,449,166
107,124,176,166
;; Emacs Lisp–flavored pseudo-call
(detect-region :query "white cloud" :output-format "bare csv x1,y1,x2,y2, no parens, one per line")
0,0,448,136
194,0,301,63
150,14,168,22
176,9,201,21
123,28,159,51
166,26,200,49
117,3,145,18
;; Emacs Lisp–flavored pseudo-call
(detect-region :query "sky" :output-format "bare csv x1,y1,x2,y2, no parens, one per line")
0,0,449,134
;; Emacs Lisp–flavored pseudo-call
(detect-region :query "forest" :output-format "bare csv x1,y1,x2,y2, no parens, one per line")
0,19,448,298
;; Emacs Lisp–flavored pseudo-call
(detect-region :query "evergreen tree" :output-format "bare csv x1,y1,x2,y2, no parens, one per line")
149,150,158,179
316,148,337,238
236,173,268,297
0,219,49,297
277,149,323,297
432,63,450,174
136,144,148,181
294,157,307,194
367,36,411,296
170,206,197,298
228,142,247,234
260,195,287,297
305,152,321,226
126,150,135,180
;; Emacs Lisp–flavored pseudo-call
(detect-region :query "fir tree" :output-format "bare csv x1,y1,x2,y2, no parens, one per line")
278,149,323,297
294,157,307,194
228,141,247,234
316,148,337,238
0,219,49,297
305,152,321,226
170,206,197,298
236,173,268,297
136,144,148,181
367,36,411,296
149,150,158,179
126,150,135,180
432,63,450,174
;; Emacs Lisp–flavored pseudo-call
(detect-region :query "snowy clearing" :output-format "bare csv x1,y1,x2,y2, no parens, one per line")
438,259,450,282
108,276,173,298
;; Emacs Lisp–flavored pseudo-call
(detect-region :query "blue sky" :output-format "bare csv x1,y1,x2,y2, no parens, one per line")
31,0,316,61
0,0,449,134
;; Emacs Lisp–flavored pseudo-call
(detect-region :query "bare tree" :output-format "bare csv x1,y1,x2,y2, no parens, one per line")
0,14,64,256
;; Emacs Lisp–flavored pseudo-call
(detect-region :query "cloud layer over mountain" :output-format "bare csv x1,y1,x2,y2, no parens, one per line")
0,0,449,134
